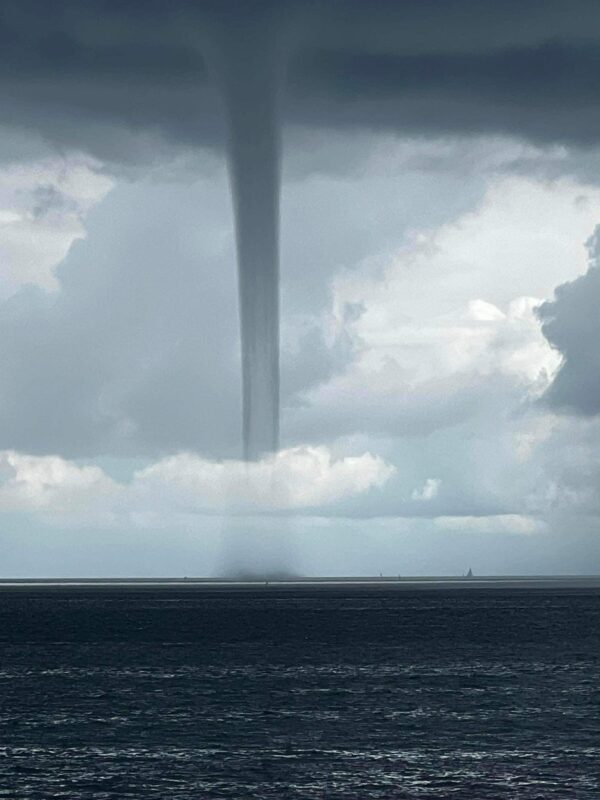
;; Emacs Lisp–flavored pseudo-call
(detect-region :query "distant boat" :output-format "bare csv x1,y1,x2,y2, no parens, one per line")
466,568,474,579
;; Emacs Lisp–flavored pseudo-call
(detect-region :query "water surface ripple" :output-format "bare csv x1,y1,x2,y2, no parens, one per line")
1,589,599,798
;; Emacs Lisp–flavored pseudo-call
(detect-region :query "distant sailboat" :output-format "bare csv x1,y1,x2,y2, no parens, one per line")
466,567,474,579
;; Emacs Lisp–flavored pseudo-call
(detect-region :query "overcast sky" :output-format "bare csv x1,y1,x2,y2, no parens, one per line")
2,1,600,576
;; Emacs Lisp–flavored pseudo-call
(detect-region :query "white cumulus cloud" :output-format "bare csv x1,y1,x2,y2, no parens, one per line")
290,175,599,443
0,450,120,521
411,478,441,501
0,155,113,300
0,446,394,526
133,446,394,513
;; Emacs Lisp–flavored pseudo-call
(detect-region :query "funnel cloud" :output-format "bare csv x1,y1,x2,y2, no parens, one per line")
209,11,283,459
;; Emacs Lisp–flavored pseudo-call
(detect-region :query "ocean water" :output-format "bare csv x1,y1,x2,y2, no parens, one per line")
1,588,600,798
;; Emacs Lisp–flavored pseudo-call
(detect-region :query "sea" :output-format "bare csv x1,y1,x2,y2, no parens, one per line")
1,584,600,798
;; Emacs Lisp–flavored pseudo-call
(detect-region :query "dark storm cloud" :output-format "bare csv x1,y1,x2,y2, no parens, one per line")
538,229,600,415
0,1,219,164
288,41,600,145
3,0,600,164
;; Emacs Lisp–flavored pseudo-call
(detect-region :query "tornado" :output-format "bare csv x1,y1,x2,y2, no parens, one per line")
209,11,282,461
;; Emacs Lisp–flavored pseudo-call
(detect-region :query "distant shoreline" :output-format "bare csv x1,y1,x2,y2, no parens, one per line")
1,576,600,593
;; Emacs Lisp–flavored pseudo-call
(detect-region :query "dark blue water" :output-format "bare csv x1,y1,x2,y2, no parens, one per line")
1,588,600,798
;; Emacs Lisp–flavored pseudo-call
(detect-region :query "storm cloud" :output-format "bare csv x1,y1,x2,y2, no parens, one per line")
2,0,600,166
539,228,600,415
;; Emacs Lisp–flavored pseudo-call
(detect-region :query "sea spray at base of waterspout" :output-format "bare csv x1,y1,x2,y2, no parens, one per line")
215,523,297,580
215,459,297,578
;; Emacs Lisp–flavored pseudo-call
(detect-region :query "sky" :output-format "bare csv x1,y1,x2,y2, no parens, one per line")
2,0,600,576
